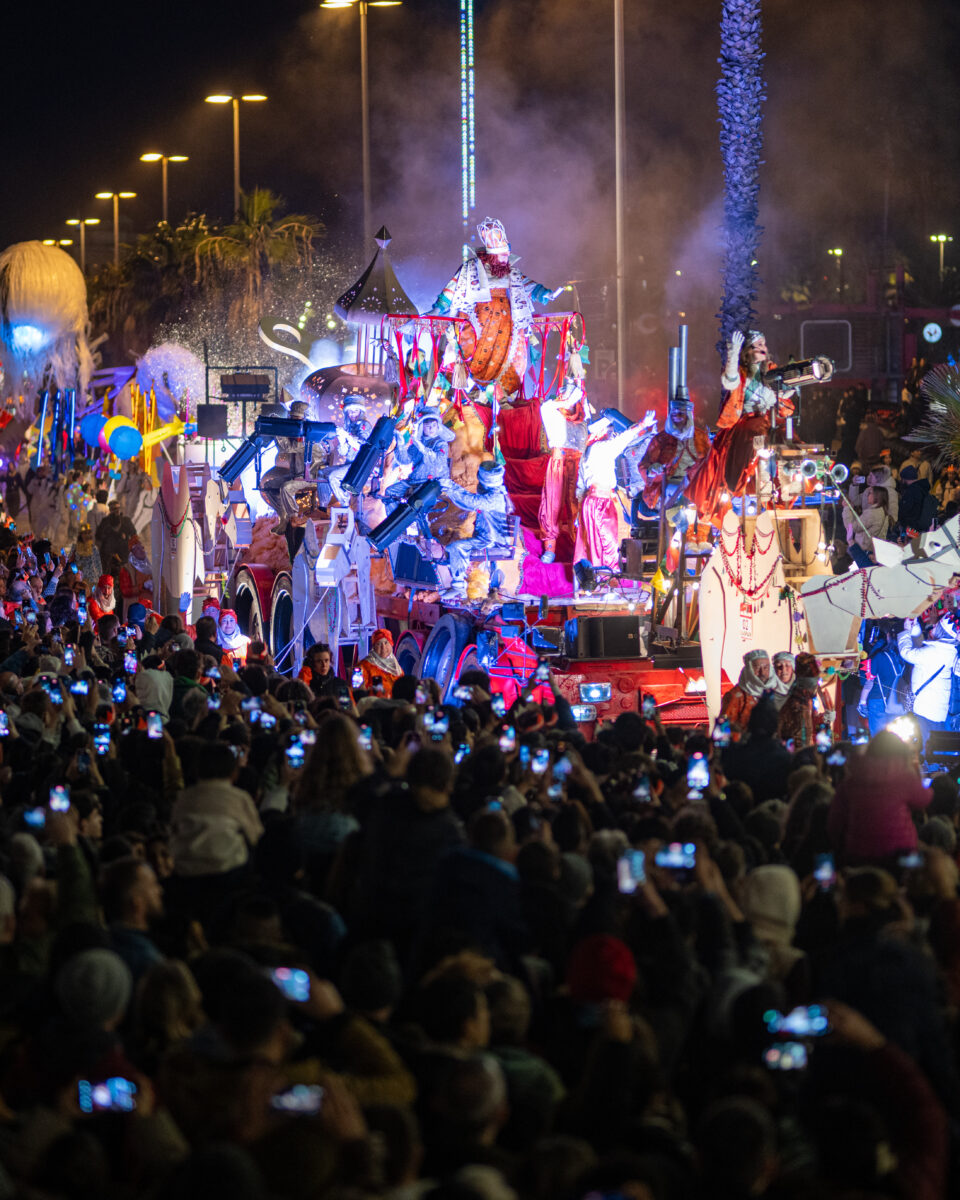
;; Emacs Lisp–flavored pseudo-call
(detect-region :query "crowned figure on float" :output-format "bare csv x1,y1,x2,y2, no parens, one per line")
427,217,564,397
687,329,797,514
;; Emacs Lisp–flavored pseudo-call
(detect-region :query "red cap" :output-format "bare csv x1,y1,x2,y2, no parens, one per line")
98,575,113,590
372,627,393,647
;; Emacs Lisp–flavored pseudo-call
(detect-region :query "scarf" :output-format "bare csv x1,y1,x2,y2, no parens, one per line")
93,586,115,614
218,625,248,653
366,647,401,677
737,659,772,699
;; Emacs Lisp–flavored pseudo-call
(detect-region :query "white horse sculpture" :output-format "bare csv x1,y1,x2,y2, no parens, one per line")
799,514,960,654
150,461,205,615
700,510,795,723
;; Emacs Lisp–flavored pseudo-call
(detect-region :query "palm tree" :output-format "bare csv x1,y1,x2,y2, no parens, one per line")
716,0,766,371
195,188,325,307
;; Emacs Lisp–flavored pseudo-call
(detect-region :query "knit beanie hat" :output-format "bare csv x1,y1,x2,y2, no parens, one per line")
565,934,637,1004
741,865,802,946
56,948,132,1027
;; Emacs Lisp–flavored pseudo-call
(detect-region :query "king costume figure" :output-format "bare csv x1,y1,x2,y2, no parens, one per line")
427,217,564,397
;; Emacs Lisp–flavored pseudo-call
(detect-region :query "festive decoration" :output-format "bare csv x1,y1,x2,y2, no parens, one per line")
716,1,766,362
0,241,94,404
134,342,203,421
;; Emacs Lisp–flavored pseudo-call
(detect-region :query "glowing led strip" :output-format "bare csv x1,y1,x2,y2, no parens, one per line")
461,0,475,259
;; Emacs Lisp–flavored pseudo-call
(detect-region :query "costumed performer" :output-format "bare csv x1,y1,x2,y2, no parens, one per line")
217,607,250,666
635,392,710,530
687,330,797,514
427,217,564,397
719,648,773,733
776,653,823,748
538,379,590,564
574,411,657,572
358,628,403,697
439,460,514,600
770,651,796,711
379,407,455,541
88,574,116,622
326,394,374,507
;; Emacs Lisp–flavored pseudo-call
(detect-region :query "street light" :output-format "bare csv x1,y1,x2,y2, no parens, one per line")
64,218,100,272
94,192,137,266
140,152,189,224
930,233,953,283
320,0,403,247
827,247,844,298
41,239,74,247
204,93,267,218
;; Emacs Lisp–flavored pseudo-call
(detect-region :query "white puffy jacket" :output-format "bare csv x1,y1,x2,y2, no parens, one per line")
897,630,958,722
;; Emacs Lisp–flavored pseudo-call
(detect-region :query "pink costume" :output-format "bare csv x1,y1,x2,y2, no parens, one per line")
574,418,654,570
537,387,589,562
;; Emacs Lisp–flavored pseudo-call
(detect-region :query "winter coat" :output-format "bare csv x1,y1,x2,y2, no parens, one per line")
896,630,957,723
827,759,929,862
170,778,264,876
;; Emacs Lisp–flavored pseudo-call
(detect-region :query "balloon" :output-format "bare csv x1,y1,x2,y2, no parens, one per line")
80,412,106,446
102,414,134,453
109,424,143,460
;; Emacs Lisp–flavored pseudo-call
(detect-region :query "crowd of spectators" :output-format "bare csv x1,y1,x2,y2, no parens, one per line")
0,558,955,1200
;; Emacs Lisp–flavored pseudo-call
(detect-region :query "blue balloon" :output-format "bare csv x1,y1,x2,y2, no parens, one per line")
80,413,106,447
108,424,143,460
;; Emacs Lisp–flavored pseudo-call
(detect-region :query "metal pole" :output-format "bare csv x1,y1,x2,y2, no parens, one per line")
112,194,119,267
161,157,169,224
79,224,86,274
613,0,626,410
360,0,372,248
940,240,945,283
232,98,241,218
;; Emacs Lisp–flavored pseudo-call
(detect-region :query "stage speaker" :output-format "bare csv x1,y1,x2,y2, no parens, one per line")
392,542,440,587
564,614,646,660
197,404,229,438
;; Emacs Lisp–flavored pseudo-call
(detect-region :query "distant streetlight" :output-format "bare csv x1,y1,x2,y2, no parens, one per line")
42,238,74,247
140,153,189,224
930,233,953,282
65,217,100,272
94,192,137,266
319,0,403,247
204,93,267,217
827,247,844,297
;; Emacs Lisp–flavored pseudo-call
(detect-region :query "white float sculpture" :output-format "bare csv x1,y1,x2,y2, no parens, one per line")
799,515,960,656
0,241,95,404
700,510,796,723
151,461,206,614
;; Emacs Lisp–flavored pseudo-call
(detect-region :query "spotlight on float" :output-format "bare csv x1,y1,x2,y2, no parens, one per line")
574,559,598,592
530,625,563,654
342,416,397,495
800,459,819,479
830,462,849,485
219,435,267,484
365,480,441,551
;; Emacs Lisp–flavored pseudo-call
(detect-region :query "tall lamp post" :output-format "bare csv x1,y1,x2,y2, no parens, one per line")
930,233,953,283
64,218,100,273
94,192,137,266
827,247,844,298
140,153,189,224
320,0,402,247
204,93,267,218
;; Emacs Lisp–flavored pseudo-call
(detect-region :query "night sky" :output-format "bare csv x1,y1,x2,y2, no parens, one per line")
5,0,960,391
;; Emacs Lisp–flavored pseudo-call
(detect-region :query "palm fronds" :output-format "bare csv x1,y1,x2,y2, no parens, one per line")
908,363,960,466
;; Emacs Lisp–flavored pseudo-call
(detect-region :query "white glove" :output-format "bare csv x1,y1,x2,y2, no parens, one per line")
724,330,745,378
